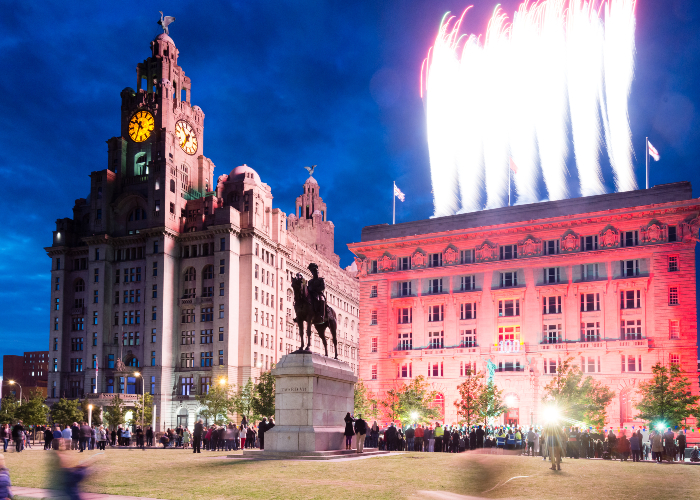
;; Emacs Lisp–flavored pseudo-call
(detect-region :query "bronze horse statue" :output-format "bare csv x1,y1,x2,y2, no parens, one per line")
291,274,339,358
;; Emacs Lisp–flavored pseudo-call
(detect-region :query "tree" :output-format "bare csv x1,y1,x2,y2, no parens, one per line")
251,370,275,420
197,383,234,425
379,384,402,423
79,398,102,426
130,393,153,427
478,380,507,425
397,376,441,424
232,379,260,424
635,362,700,428
50,398,84,427
15,391,49,428
0,396,18,425
354,380,378,420
454,368,485,427
103,395,125,430
542,356,614,428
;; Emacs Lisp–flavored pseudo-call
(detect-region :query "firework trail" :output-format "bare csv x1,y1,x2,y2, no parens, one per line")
422,0,637,215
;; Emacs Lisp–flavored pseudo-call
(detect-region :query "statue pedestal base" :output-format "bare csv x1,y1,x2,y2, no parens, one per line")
264,352,357,453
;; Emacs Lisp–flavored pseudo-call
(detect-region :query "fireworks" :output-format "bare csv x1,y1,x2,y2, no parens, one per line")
422,0,637,216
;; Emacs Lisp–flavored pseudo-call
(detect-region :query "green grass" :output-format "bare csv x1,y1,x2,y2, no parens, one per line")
5,449,700,500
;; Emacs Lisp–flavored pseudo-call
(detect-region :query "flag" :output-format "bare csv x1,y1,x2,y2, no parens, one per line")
648,141,660,161
509,158,518,173
394,184,405,202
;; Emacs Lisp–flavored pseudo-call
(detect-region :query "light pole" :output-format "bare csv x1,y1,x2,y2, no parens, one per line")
8,380,22,406
88,404,93,427
134,372,145,427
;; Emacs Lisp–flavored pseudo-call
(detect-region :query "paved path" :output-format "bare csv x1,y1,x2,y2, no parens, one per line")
13,486,162,500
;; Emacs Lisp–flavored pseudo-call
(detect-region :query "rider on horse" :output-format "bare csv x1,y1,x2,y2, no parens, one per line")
307,263,326,324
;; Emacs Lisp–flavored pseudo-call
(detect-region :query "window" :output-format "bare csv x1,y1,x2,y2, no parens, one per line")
460,275,475,291
200,329,213,344
498,299,520,317
202,286,213,298
543,296,562,314
428,330,444,349
398,331,412,351
70,358,83,372
500,245,517,260
429,253,442,267
370,310,377,325
93,311,98,325
201,307,213,322
219,304,225,319
620,290,641,309
371,365,377,380
621,320,642,340
181,309,194,323
460,249,474,264
621,259,640,277
219,282,225,296
150,376,156,394
203,265,214,280
200,352,213,367
428,304,444,322
428,278,442,294
115,270,120,283
220,259,225,274
219,350,224,365
53,358,58,372
544,267,560,284
543,324,561,344
94,268,99,283
152,306,157,320
55,298,60,311
581,235,598,251
581,263,599,280
219,327,224,341
428,362,444,377
398,362,412,378
544,240,559,255
153,241,159,254
107,354,114,369
460,329,476,347
151,284,157,299
93,290,99,304
371,337,378,353
182,330,195,345
54,317,59,330
670,354,680,366
580,293,601,312
370,285,378,298
668,226,677,242
55,277,60,291
668,256,679,272
460,302,476,320
71,337,84,351
72,317,85,331
580,322,601,342
668,286,679,305
622,230,639,247
398,256,411,270
53,338,58,351
56,258,61,270
398,281,412,297
180,353,194,368
397,307,412,324
621,355,642,372
498,326,520,343
460,361,476,376
180,376,194,395
500,271,518,287
669,320,680,339
75,279,85,292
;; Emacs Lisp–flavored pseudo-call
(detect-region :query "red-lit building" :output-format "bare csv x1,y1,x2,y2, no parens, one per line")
349,183,699,428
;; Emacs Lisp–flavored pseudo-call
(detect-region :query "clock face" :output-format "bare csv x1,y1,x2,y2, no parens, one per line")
128,110,155,143
175,120,198,155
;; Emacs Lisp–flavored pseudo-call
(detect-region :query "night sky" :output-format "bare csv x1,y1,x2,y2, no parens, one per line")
1,0,699,369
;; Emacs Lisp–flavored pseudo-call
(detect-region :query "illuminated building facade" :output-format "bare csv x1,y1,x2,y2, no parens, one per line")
350,183,699,427
45,32,358,429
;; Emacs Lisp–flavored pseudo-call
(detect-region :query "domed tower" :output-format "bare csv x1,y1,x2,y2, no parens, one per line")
287,175,335,260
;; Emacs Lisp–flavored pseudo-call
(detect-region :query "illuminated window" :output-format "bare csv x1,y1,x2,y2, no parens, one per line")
460,329,476,347
669,320,680,339
668,256,679,272
498,326,520,343
180,376,193,395
669,287,679,305
371,365,377,380
398,362,412,378
371,337,377,353
670,354,680,366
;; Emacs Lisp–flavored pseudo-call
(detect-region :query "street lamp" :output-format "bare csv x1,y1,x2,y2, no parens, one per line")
133,372,145,427
8,380,22,406
88,404,93,427
219,377,227,386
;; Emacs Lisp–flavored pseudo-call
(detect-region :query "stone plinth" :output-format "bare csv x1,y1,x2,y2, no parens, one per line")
265,352,357,453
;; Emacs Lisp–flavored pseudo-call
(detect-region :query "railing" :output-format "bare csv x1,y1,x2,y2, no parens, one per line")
122,174,149,186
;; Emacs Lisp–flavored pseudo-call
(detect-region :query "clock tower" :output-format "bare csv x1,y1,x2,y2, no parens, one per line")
107,32,214,233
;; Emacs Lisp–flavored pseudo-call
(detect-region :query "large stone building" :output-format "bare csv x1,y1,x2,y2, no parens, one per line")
349,183,699,428
2,351,49,400
45,31,359,429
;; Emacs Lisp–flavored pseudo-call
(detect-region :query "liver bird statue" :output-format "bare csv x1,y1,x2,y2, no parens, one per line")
304,165,317,176
158,11,175,35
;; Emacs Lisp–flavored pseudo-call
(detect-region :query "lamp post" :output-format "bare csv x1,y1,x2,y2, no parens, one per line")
8,380,22,406
88,404,93,427
133,372,145,427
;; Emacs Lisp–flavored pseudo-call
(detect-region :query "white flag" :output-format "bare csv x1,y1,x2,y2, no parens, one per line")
394,184,405,202
648,141,660,161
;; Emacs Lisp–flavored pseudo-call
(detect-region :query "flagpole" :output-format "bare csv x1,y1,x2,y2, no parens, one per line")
393,181,396,225
645,137,649,189
508,167,511,207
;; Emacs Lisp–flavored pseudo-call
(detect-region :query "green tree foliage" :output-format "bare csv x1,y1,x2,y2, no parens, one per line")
380,376,440,425
252,370,275,420
635,362,700,428
231,379,260,424
50,398,84,427
15,391,49,427
130,393,154,427
196,383,234,425
79,398,102,426
103,395,125,430
478,380,507,425
542,356,614,428
454,368,485,427
354,380,378,420
0,396,18,425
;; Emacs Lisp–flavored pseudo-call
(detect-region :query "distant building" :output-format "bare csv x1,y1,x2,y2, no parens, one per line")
45,31,358,429
350,183,699,427
2,352,49,399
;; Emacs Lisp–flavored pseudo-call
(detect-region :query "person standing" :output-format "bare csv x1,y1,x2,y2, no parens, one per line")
343,413,355,451
663,427,675,462
414,425,424,452
547,426,564,471
426,425,434,453
258,418,269,451
526,428,536,456
651,431,663,463
0,425,7,454
677,430,687,462
146,426,154,447
239,425,246,450
11,421,25,453
405,424,415,452
354,415,367,454
78,422,90,452
629,431,640,462
193,419,203,453
434,423,444,453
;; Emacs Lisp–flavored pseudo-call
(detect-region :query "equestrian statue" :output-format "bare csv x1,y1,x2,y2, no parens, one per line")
290,263,339,358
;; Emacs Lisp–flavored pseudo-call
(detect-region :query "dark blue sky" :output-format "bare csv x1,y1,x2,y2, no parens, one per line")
1,0,699,369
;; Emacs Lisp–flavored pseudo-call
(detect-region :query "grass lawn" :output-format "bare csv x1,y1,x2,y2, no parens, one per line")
5,449,700,500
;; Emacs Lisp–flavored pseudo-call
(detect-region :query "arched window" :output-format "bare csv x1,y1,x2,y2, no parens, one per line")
202,265,214,280
170,179,176,193
287,289,293,302
134,153,146,176
127,357,140,367
431,393,445,420
128,208,147,221
75,279,85,293
184,267,196,282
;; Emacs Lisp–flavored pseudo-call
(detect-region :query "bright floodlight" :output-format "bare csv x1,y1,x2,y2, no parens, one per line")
543,406,560,423
88,404,93,410
505,395,516,407
219,378,227,385
134,372,141,377
656,422,665,431
8,380,15,385
411,411,419,421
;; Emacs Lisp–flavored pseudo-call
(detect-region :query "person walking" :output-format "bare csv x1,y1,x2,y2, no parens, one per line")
354,415,367,454
0,425,7,454
193,419,203,453
11,421,24,453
